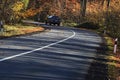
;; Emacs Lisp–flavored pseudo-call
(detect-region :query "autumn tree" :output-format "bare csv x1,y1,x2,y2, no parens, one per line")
0,0,17,23
0,0,30,24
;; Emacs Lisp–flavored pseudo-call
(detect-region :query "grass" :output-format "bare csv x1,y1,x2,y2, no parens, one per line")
0,24,44,38
107,54,120,80
104,36,114,51
103,35,120,80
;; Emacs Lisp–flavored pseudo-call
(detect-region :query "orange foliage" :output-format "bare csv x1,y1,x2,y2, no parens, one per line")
21,27,44,34
21,8,42,18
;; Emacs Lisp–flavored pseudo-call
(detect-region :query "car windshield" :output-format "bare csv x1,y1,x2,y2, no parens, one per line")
48,16,53,18
52,16,59,19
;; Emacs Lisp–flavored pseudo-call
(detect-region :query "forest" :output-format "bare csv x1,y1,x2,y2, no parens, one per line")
0,0,120,41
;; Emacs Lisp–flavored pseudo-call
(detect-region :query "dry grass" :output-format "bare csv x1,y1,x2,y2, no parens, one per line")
108,56,120,67
103,35,120,79
0,25,44,38
105,35,120,67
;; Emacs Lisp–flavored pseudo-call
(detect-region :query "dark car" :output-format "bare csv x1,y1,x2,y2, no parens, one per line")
45,16,61,26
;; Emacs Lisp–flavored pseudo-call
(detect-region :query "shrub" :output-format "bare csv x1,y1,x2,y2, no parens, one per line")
75,22,100,30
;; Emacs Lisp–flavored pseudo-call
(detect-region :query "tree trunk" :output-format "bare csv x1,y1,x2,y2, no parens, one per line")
0,0,8,21
101,0,105,6
105,0,111,34
81,0,87,17
80,0,87,23
107,0,110,8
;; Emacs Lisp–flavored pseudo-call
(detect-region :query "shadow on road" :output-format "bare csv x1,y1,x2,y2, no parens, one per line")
0,28,109,80
85,40,109,80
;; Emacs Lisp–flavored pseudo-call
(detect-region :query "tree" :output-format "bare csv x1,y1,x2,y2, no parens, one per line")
107,0,110,8
0,0,16,23
81,0,87,17
21,0,29,9
0,0,26,24
101,0,105,6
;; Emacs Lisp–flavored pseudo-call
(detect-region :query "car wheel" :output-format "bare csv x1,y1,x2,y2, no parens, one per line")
57,23,60,26
49,23,52,25
45,22,47,25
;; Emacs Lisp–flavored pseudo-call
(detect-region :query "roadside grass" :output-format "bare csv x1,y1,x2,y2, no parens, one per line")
0,25,44,38
92,29,120,79
104,36,114,51
103,35,120,80
92,28,120,80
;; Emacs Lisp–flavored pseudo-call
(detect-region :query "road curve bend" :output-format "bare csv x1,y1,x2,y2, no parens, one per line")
0,25,104,80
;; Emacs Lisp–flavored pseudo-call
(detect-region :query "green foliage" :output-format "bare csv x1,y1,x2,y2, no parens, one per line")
21,0,29,9
108,64,118,79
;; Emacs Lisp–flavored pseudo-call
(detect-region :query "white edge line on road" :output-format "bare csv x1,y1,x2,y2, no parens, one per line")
0,30,76,62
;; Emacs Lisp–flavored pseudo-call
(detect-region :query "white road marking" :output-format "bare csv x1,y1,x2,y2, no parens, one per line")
0,30,76,62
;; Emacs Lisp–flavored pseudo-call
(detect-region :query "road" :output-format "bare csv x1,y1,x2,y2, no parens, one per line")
0,25,105,80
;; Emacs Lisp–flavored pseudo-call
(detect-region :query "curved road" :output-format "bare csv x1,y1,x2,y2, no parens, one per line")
0,25,104,80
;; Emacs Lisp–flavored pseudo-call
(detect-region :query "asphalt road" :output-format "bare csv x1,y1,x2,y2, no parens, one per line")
0,25,104,80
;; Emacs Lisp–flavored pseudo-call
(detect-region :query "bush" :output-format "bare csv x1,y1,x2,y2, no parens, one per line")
75,22,100,30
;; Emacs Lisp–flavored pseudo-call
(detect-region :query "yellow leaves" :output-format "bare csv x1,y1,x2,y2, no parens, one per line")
12,1,24,12
11,1,24,20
